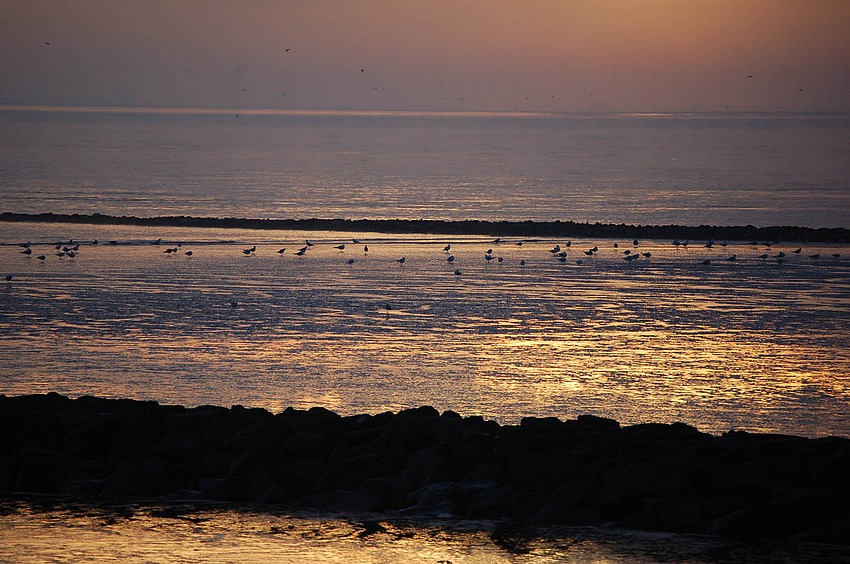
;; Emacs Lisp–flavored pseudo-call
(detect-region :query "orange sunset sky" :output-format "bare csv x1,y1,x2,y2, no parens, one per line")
2,0,848,113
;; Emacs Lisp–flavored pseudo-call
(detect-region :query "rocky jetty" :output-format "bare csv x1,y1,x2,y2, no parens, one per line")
2,212,848,243
2,393,849,544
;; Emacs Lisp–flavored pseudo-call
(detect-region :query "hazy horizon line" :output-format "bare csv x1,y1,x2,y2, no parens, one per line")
3,104,849,120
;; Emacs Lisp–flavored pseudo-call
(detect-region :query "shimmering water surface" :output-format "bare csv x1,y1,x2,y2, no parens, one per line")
3,500,849,564
2,223,849,438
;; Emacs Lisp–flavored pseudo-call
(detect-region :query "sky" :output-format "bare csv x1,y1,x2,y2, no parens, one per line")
2,0,849,113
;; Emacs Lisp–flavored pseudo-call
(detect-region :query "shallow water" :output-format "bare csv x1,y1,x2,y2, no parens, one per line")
2,222,849,438
2,499,849,564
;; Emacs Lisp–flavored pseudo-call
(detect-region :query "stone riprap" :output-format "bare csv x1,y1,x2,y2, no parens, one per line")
2,393,848,544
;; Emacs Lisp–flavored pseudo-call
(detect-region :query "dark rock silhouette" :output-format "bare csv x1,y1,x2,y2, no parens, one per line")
1,393,848,544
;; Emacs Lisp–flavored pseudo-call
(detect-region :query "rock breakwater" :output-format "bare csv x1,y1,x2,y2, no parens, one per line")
2,212,849,243
2,393,848,544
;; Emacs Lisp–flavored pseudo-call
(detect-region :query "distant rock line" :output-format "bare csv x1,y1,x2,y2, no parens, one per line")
2,393,849,544
2,212,848,243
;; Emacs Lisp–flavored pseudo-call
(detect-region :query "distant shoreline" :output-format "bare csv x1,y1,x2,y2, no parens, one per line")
2,212,848,243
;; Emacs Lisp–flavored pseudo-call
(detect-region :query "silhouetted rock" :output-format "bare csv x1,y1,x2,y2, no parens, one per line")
1,393,848,544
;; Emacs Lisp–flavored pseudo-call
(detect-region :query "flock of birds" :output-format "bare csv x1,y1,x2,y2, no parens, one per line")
6,235,842,283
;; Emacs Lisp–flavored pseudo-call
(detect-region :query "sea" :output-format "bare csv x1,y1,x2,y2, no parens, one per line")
1,107,849,562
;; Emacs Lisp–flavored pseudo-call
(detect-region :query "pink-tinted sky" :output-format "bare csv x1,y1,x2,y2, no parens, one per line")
2,0,848,112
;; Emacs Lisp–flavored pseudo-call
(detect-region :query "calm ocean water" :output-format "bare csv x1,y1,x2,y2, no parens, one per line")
2,108,849,228
1,108,850,562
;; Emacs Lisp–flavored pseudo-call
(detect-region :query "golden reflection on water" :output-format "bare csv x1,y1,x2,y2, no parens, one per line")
1,225,849,437
3,500,848,564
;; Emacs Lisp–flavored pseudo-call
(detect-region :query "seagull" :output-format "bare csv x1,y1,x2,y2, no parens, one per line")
759,254,769,259
242,249,252,255
520,260,526,266
447,255,455,262
21,248,32,255
277,248,286,254
623,249,631,255
550,245,560,253
4,275,11,281
347,258,355,264
516,241,523,246
633,239,639,246
294,249,306,256
454,269,462,275
305,240,314,247
584,250,593,256
565,241,571,247
352,239,360,244
614,243,619,248
493,237,501,244
701,259,711,265
793,248,802,254
397,257,405,264
726,254,737,261
484,254,494,261
576,259,583,265
335,244,346,250
486,248,492,254
185,251,193,256
673,239,681,246
809,253,820,259
832,253,841,258
37,255,46,260
443,244,451,251
364,245,368,253
775,251,786,258
642,252,651,258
